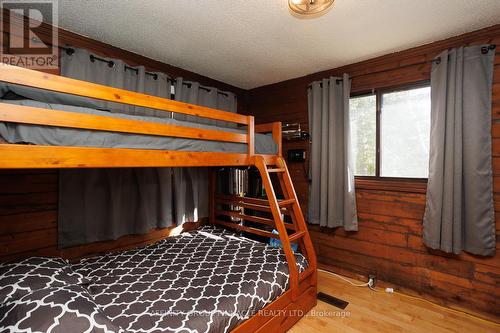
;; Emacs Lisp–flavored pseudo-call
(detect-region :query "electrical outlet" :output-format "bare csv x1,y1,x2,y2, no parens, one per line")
368,274,377,288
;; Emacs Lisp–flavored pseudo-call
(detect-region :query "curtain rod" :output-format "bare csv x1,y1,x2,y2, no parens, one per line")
87,54,229,97
307,44,496,89
30,38,75,55
35,39,231,98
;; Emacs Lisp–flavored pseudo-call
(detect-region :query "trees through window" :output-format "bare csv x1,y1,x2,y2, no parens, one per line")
349,84,431,179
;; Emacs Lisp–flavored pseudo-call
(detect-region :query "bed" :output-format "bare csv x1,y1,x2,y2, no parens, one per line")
0,226,307,333
0,98,278,155
0,64,317,333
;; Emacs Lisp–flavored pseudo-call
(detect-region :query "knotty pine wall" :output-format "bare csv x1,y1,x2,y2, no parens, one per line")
0,12,242,262
244,24,500,318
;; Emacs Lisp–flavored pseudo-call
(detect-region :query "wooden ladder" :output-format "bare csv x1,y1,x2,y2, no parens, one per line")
253,156,317,301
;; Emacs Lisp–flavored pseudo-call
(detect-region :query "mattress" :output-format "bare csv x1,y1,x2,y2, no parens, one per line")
71,226,308,333
0,99,278,155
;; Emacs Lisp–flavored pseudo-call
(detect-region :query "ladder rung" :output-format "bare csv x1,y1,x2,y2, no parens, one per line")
278,198,296,206
288,231,305,242
267,168,285,173
215,195,291,215
214,219,280,239
215,209,295,230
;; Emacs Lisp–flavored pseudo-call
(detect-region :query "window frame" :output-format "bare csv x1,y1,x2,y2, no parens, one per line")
350,81,430,193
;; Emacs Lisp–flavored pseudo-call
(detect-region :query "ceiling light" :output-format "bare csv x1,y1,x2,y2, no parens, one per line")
288,0,335,17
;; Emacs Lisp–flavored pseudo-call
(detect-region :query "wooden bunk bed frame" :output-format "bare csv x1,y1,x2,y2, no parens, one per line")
0,64,317,333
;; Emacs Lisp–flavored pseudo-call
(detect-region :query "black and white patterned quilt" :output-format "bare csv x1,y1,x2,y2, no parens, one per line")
0,257,121,333
0,227,307,333
72,226,308,333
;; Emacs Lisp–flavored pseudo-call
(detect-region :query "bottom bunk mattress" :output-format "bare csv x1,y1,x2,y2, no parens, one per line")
68,226,308,333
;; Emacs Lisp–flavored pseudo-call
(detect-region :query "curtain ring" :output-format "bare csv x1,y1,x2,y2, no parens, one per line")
108,60,115,68
153,73,158,80
434,57,441,65
89,54,95,63
480,45,495,54
65,48,75,56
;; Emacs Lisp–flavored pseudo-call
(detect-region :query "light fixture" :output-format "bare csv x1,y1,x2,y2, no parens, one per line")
288,0,335,17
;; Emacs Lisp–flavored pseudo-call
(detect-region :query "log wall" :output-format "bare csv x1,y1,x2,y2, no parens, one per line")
244,24,500,318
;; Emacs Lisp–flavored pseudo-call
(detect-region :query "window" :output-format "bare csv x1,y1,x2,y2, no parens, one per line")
350,95,376,176
349,84,431,179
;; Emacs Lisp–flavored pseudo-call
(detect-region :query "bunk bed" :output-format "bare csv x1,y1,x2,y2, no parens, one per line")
0,64,317,333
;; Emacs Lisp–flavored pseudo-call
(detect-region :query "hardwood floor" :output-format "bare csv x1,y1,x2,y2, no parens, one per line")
289,271,500,333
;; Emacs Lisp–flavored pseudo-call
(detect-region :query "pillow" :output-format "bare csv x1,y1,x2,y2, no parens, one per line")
0,284,122,333
0,82,104,110
0,257,89,304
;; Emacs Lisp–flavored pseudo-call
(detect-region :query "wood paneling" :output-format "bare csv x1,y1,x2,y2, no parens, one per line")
245,24,500,318
0,165,205,262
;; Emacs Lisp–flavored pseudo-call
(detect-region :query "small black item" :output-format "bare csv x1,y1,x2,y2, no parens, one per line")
317,292,349,309
287,149,306,162
481,44,496,54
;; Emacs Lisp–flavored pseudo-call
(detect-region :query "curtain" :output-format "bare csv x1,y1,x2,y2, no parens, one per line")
61,48,172,117
58,48,174,248
423,45,496,256
172,78,237,224
307,75,358,230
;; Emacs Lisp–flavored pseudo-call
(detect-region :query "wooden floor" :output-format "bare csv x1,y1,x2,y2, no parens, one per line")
289,271,500,333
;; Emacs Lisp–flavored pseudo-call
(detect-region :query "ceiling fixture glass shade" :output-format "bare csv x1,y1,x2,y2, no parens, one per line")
288,0,335,16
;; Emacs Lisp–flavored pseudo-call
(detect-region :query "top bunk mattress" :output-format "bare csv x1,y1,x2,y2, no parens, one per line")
0,99,278,155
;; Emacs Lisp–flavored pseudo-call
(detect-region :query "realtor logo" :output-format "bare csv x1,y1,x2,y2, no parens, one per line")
0,0,58,69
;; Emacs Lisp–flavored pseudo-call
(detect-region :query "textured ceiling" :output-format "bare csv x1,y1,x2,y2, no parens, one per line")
54,0,500,89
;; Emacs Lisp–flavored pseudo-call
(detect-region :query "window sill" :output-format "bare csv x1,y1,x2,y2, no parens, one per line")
355,176,427,194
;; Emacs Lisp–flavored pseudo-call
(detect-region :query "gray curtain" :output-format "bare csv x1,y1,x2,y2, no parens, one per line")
172,78,237,224
423,45,496,256
58,48,173,248
61,48,172,117
307,75,358,230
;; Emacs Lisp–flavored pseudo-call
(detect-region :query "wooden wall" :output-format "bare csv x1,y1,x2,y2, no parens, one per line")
2,8,499,320
0,12,241,262
244,24,500,318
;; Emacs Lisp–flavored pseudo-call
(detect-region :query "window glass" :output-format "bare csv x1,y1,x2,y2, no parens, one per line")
380,87,431,178
349,95,377,176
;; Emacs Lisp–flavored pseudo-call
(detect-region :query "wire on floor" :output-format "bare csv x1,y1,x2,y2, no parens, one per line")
317,268,370,287
317,269,500,327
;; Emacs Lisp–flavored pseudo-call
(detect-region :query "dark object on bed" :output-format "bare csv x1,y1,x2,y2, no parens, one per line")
0,257,120,332
0,285,123,333
0,257,88,303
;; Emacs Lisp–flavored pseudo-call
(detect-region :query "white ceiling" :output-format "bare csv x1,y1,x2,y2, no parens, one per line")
54,0,500,89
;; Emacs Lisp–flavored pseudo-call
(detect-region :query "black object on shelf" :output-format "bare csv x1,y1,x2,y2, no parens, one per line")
282,123,309,141
287,149,306,162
